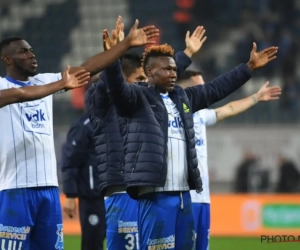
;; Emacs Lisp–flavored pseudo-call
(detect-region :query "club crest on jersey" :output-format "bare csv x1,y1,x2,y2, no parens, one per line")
55,224,63,250
21,101,50,135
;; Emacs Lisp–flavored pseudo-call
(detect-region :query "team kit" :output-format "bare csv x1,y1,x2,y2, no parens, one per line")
0,16,280,250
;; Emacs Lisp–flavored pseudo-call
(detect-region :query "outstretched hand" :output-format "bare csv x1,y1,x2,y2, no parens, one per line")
62,66,90,90
184,26,207,57
103,16,125,51
125,19,159,47
247,43,278,70
257,81,281,102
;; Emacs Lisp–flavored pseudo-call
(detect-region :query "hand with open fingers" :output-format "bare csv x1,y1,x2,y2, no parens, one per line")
247,42,278,70
126,19,159,47
63,198,77,219
102,17,125,51
184,26,207,57
103,29,118,51
257,81,282,102
115,15,125,43
62,66,90,90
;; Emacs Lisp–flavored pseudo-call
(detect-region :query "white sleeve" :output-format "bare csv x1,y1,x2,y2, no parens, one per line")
33,73,62,85
201,109,217,126
33,73,65,94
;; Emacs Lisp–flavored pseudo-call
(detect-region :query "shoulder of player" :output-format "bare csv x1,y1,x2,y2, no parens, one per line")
30,73,62,85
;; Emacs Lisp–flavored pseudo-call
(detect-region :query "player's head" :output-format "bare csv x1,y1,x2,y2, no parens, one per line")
0,37,37,77
177,70,204,88
142,44,176,93
121,52,147,84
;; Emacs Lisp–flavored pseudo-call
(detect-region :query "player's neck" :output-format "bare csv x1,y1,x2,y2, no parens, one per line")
6,70,29,81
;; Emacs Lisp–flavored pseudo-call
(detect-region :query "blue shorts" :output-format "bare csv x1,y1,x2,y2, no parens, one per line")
138,191,195,250
192,203,210,250
105,193,139,250
0,187,63,250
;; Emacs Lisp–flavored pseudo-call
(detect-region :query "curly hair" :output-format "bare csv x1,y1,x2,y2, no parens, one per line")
141,44,174,72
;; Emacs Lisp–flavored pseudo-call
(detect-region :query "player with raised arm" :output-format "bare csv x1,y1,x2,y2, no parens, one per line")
101,36,277,249
178,68,281,250
0,17,159,250
86,20,205,250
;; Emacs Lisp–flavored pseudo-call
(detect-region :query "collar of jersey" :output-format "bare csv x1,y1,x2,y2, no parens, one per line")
160,93,169,99
5,76,32,87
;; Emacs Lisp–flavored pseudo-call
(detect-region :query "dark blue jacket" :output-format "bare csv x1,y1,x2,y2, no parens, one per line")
85,52,192,195
85,80,125,195
61,113,101,199
105,61,252,199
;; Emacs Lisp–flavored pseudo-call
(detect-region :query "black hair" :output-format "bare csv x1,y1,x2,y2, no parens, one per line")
177,70,204,86
0,37,23,56
179,70,203,81
121,52,142,77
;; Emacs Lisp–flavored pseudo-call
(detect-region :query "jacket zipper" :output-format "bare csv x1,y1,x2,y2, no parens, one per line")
89,166,94,190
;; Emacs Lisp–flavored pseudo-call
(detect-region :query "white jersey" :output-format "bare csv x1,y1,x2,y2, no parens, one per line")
155,93,189,192
190,109,217,203
0,73,62,191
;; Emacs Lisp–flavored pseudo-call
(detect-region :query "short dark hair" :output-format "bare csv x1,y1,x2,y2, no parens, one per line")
121,52,142,77
0,37,23,56
142,44,174,72
177,70,203,86
179,70,203,81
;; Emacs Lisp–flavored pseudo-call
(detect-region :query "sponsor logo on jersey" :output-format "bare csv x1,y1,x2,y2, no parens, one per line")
55,224,63,250
147,235,175,249
21,101,50,135
168,116,184,135
196,138,205,146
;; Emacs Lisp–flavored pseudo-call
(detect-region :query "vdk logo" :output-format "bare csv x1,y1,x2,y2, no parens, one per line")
168,117,184,128
26,109,46,123
195,138,204,146
22,101,50,135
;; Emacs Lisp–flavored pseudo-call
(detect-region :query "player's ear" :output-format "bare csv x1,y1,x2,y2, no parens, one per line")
145,66,152,78
2,56,11,66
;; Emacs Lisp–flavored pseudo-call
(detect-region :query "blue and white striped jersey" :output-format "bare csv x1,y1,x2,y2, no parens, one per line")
0,73,61,191
155,93,189,192
190,109,217,203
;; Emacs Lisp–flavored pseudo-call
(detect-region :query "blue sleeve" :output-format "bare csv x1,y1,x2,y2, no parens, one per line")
61,119,90,198
184,64,252,113
174,51,192,80
105,60,139,115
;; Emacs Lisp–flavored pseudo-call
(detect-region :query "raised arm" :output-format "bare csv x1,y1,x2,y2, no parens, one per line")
214,81,281,121
175,26,207,79
0,67,89,108
104,60,140,115
185,42,278,112
69,17,159,76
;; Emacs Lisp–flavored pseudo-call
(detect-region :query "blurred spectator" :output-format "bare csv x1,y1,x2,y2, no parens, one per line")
234,151,260,193
276,155,300,193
